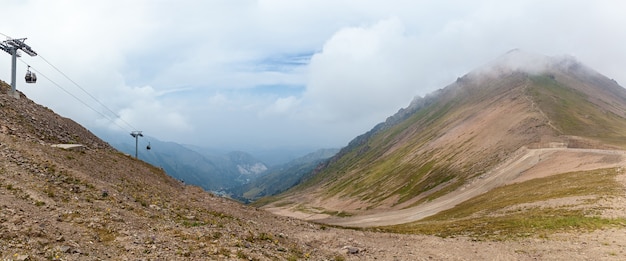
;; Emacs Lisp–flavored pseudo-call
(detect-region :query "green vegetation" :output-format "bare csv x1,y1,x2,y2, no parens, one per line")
382,168,626,240
302,96,470,209
251,197,290,208
528,74,626,146
322,210,353,217
272,77,524,210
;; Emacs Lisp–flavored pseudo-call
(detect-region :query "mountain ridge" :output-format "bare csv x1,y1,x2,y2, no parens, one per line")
261,51,626,225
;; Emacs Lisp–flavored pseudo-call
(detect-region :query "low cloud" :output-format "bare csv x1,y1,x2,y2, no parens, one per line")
259,96,301,117
304,18,420,123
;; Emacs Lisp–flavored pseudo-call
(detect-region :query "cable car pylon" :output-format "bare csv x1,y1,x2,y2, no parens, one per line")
0,37,38,98
130,131,143,158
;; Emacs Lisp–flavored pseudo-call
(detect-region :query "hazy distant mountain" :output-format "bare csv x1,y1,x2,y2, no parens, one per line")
181,144,315,167
109,137,268,191
228,148,339,203
260,50,626,219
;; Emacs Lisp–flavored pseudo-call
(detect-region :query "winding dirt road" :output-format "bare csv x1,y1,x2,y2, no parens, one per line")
306,147,626,227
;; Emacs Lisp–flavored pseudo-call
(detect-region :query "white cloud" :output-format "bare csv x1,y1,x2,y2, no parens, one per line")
304,18,420,123
259,96,301,117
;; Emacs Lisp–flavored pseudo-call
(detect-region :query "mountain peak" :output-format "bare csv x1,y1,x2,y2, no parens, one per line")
262,50,626,231
473,49,581,77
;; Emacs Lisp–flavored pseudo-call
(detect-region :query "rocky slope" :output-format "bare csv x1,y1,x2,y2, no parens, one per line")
0,80,345,260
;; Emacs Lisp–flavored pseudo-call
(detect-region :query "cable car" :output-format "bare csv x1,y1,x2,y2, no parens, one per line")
25,66,36,83
146,142,151,150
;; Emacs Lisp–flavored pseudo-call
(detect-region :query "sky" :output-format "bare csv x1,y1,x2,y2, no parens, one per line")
1,0,626,152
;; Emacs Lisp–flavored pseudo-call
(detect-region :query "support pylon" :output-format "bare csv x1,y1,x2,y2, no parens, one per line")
130,131,144,158
0,37,38,98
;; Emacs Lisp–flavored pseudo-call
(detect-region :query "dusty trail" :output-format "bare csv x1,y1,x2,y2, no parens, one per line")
310,147,626,227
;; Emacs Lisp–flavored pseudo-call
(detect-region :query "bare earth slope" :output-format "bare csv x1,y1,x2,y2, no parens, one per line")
316,147,626,227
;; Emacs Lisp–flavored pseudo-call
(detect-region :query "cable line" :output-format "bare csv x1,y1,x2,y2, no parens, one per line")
2,32,150,155
36,54,137,131
33,55,151,151
1,32,136,131
18,59,132,133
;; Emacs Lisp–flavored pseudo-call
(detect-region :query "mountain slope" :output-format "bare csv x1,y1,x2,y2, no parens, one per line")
0,80,347,260
261,50,626,222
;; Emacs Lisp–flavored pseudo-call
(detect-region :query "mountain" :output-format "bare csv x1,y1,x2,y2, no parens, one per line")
181,144,318,167
2,54,626,259
227,148,339,203
108,137,267,191
260,50,626,226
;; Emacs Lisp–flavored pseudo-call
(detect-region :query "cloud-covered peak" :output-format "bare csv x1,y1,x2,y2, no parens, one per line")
471,49,585,78
481,49,551,74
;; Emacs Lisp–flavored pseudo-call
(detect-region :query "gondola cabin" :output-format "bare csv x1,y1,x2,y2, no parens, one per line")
25,66,36,83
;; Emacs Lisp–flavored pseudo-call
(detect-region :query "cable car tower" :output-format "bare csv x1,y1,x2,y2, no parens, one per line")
0,37,38,98
130,131,143,158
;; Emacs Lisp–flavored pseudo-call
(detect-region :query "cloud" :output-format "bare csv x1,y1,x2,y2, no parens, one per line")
304,18,421,123
259,96,301,117
110,85,193,134
3,0,626,151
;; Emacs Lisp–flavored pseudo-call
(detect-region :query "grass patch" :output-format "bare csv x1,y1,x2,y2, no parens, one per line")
381,168,626,239
385,208,624,240
322,210,353,217
528,74,626,146
95,228,117,243
250,195,288,207
181,220,205,227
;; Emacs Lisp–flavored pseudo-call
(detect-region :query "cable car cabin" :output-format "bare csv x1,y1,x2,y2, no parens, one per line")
25,67,37,84
25,71,37,83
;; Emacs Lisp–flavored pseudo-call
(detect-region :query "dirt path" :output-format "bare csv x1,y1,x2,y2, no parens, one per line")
308,147,626,227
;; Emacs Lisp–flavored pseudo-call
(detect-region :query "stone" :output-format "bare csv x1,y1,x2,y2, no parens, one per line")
15,254,29,261
346,247,360,255
59,245,71,253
